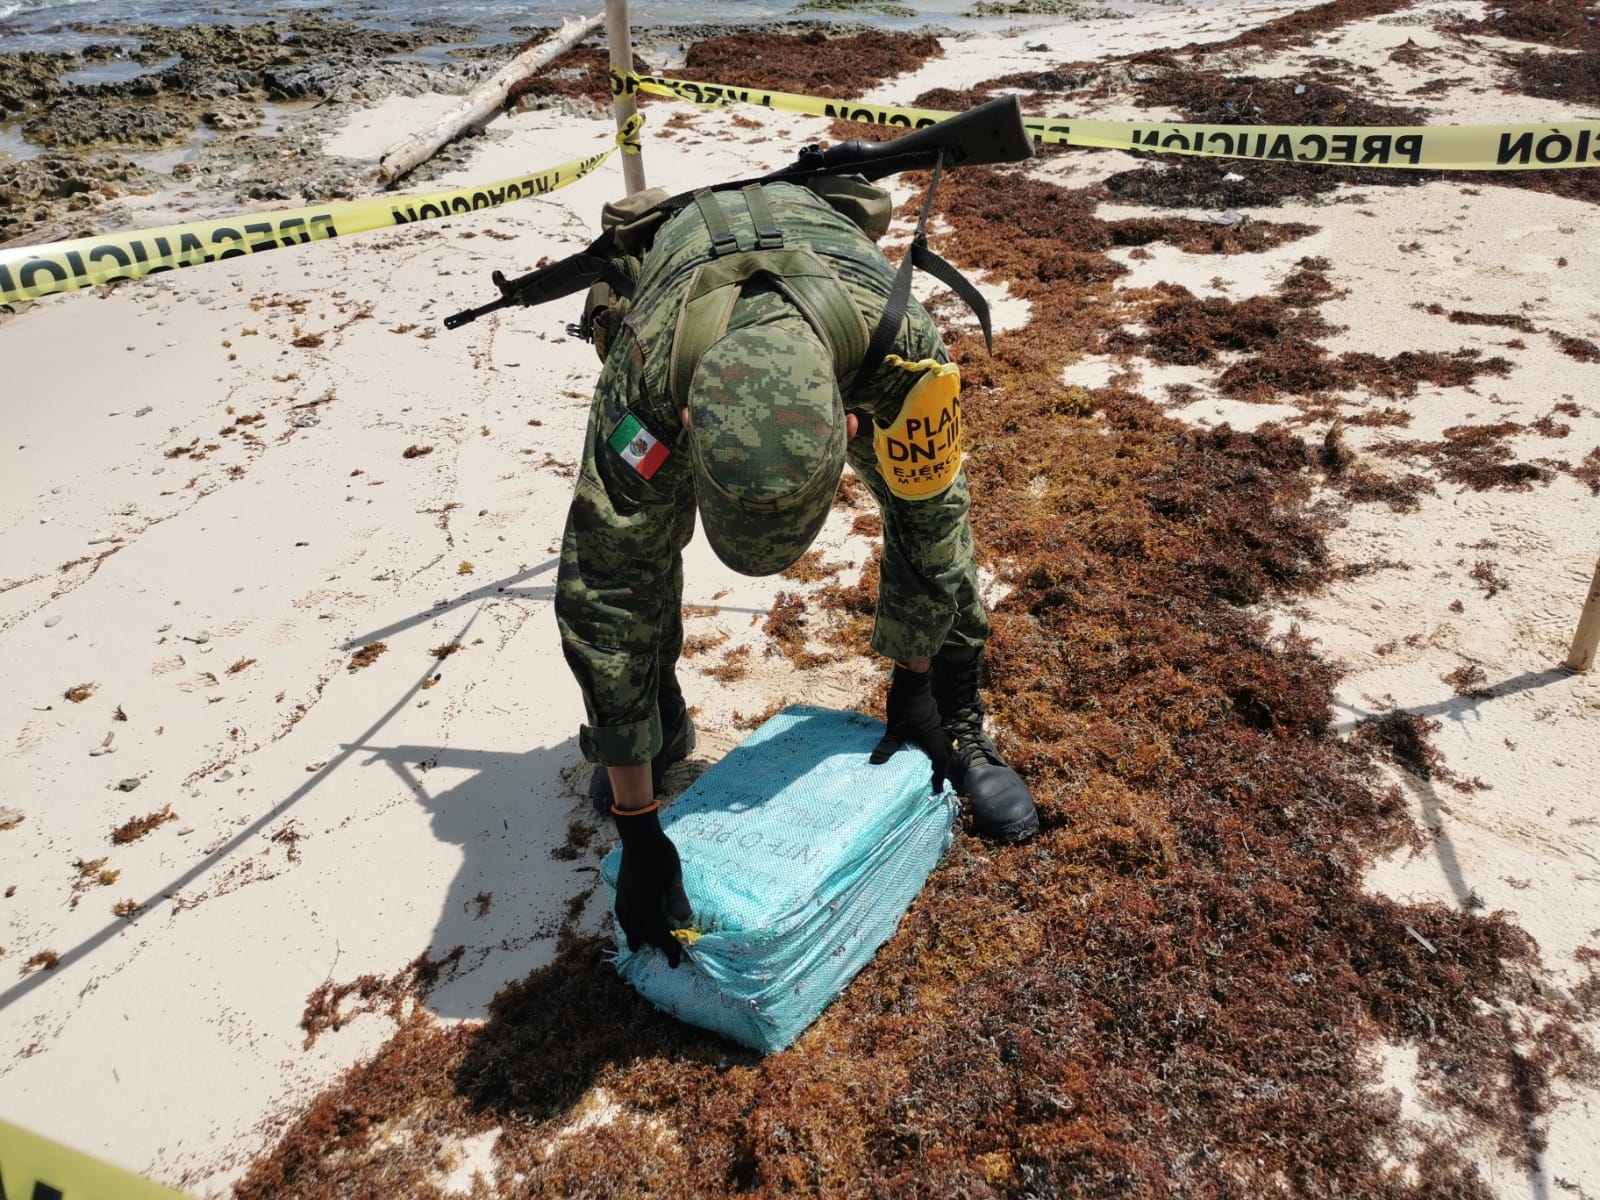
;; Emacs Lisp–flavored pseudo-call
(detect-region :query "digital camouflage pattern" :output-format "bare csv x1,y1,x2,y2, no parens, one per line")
688,313,846,578
556,183,989,767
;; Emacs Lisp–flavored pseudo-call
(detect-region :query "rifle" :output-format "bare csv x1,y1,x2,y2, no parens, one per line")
442,94,1032,331
443,252,615,331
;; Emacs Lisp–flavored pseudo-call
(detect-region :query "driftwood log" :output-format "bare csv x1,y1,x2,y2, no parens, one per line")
378,13,605,185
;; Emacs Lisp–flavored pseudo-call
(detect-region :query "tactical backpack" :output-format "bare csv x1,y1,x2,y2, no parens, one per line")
576,174,892,368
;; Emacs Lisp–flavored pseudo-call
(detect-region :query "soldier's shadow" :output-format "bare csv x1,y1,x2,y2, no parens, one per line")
349,736,606,1020
348,735,721,1022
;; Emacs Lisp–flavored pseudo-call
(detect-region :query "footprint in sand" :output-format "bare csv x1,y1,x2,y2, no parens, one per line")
9,719,49,759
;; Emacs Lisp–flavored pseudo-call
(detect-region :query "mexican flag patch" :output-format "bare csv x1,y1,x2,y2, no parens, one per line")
607,412,670,480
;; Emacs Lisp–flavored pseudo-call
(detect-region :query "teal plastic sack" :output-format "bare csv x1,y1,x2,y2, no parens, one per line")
600,704,958,1053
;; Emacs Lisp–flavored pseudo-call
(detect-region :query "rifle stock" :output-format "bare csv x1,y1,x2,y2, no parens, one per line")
767,94,1034,183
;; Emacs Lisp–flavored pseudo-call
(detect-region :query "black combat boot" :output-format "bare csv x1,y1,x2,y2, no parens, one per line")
930,647,1038,843
588,677,697,821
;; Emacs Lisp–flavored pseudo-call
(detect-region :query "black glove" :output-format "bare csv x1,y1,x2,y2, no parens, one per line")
613,806,693,969
869,665,952,792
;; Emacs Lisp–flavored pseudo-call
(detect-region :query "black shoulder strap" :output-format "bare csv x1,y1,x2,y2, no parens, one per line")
855,155,993,397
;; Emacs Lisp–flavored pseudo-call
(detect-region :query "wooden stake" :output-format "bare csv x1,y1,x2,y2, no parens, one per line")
606,0,647,195
377,13,605,185
1565,555,1600,672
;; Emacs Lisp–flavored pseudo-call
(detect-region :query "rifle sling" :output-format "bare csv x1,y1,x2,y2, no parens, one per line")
502,161,992,385
855,153,992,399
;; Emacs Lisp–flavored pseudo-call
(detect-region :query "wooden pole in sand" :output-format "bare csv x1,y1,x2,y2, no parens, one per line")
1564,555,1600,672
606,0,647,195
377,12,605,185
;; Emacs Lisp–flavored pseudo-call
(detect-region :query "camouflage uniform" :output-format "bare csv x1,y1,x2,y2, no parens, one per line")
555,182,988,769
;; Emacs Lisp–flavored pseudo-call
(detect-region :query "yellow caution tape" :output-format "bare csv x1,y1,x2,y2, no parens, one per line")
616,69,1600,172
0,1119,192,1199
0,144,618,307
617,110,645,157
1025,115,1600,172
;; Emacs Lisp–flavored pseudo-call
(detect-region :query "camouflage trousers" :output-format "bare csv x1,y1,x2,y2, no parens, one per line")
556,387,988,769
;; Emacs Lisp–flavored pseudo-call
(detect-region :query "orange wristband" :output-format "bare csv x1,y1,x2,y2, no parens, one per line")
611,799,661,817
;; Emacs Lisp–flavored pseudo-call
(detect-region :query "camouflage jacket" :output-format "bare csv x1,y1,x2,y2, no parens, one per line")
555,182,989,768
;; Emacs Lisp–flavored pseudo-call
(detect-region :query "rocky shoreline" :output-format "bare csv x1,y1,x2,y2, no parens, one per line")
0,11,916,249
0,14,496,245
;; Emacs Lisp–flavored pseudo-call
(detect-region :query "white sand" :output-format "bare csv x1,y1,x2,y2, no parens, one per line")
1,0,1597,1193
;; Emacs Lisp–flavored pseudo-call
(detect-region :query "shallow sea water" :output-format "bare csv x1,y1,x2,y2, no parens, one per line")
0,0,1041,52
0,0,1158,171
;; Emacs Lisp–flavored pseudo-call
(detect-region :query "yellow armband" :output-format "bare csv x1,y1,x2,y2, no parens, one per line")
873,357,963,501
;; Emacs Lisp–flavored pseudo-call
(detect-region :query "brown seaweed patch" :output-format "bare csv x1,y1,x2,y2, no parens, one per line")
732,698,792,730
1319,420,1354,476
111,803,176,845
1348,406,1412,429
812,549,881,658
1530,412,1571,438
69,856,120,908
1106,286,1333,365
1550,331,1600,363
1334,463,1436,512
300,947,465,1050
1501,48,1600,106
1220,346,1512,404
346,641,387,671
1482,165,1600,208
1100,63,1434,209
1104,216,1320,256
702,644,751,683
910,85,992,112
1448,309,1537,333
1278,255,1341,306
550,820,594,863
680,630,730,658
1127,62,1424,130
21,949,60,975
1388,37,1439,68
1447,0,1600,105
682,31,941,98
1448,0,1600,49
1573,448,1600,496
1353,710,1442,779
1471,560,1510,598
763,590,836,669
1443,663,1494,699
236,1008,493,1200
1381,422,1554,492
780,548,847,583
1194,0,1414,52
506,47,656,107
1337,349,1514,396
